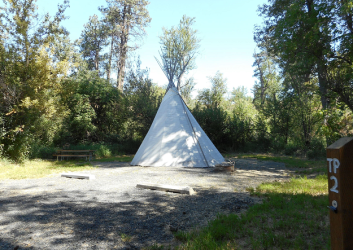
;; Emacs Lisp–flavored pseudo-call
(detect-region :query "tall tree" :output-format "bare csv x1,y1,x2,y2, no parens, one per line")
100,0,151,90
156,15,200,91
79,15,108,74
255,0,353,111
252,48,281,108
99,5,120,81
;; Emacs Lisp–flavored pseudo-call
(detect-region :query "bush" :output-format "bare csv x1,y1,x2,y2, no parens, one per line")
29,144,58,159
4,133,31,163
119,139,141,154
95,145,112,158
192,105,228,150
284,143,300,156
270,137,286,153
307,138,326,159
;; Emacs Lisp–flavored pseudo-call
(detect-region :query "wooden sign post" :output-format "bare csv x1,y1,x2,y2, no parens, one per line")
327,137,353,249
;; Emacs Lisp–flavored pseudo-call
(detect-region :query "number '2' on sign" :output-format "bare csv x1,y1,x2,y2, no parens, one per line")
327,158,340,193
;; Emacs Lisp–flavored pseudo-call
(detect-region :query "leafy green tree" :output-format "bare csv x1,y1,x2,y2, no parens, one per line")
230,86,258,121
180,77,196,106
60,70,126,143
224,114,254,151
0,0,71,161
197,71,227,109
192,105,228,150
156,15,200,91
252,49,281,109
262,91,292,145
255,0,332,109
65,93,97,144
255,0,353,112
123,59,163,141
197,89,212,109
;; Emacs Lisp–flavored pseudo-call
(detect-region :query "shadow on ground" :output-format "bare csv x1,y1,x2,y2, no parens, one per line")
0,189,257,249
0,159,290,249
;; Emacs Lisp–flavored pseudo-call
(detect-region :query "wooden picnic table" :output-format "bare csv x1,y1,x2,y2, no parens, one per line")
54,150,96,161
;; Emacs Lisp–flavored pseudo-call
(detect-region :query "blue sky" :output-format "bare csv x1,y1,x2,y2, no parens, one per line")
36,0,266,96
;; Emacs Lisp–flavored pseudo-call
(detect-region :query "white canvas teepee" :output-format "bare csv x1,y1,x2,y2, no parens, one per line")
130,87,224,167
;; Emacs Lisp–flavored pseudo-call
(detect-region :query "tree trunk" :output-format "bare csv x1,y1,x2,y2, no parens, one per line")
117,4,131,91
177,72,183,92
95,46,99,71
107,33,114,80
342,0,353,34
317,62,329,109
254,54,267,105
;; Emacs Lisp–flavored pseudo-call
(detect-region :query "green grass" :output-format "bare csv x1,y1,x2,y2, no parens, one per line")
0,158,95,180
224,153,327,175
93,154,134,162
176,156,330,250
0,151,133,180
120,233,133,242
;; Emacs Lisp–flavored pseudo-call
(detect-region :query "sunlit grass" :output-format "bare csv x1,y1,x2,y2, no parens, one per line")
0,158,95,180
0,153,134,180
224,153,327,175
255,175,328,196
93,154,134,162
176,156,330,250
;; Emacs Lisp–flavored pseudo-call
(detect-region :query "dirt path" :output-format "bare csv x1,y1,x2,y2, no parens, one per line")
0,159,292,249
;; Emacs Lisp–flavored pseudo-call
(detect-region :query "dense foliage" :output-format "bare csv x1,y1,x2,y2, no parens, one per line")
0,0,351,162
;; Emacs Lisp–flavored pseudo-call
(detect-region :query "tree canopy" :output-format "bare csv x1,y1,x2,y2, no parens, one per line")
0,0,351,163
156,15,200,91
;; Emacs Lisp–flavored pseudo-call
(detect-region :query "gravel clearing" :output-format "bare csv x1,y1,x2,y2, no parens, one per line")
0,159,292,249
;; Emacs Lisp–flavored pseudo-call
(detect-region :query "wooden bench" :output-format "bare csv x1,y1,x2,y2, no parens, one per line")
54,150,95,161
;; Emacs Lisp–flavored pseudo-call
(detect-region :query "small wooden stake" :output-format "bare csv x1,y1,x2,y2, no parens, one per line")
327,137,353,250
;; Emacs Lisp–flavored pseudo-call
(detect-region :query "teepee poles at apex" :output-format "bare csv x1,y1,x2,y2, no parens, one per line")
154,55,176,91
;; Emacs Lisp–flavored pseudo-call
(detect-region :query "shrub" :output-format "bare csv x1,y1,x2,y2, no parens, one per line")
95,145,112,158
270,137,286,153
307,138,326,159
4,133,31,163
284,143,300,156
29,144,58,159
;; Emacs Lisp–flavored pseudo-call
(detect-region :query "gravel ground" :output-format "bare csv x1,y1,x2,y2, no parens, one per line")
0,158,292,250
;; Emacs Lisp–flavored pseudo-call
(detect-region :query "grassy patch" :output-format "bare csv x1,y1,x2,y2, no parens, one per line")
225,153,327,175
93,154,134,162
255,175,328,196
0,158,95,180
176,161,330,249
120,233,133,242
